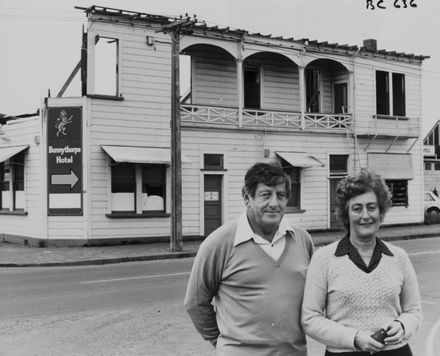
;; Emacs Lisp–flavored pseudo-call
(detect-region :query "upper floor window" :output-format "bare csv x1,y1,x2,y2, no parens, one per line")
376,71,406,117
0,151,25,212
94,35,119,96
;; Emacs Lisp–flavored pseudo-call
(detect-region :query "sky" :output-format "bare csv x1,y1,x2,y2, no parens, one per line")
1,0,440,135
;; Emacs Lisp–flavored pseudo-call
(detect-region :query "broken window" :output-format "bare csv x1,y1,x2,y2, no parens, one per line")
94,35,118,96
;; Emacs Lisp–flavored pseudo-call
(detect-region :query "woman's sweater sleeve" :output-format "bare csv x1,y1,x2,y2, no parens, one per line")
396,249,422,339
301,247,358,349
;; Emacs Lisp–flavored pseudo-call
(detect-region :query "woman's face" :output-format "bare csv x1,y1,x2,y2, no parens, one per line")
347,191,381,241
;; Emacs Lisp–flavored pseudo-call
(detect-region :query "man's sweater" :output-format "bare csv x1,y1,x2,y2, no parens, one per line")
301,238,422,353
184,218,314,356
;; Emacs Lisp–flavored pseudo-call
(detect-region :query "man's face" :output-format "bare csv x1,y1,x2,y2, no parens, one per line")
244,182,288,239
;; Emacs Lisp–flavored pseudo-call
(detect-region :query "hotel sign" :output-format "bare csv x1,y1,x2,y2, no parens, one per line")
47,107,82,215
423,145,435,157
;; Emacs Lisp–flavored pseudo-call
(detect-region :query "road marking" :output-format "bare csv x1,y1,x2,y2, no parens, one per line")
426,317,440,356
408,250,440,256
422,300,438,305
80,271,190,284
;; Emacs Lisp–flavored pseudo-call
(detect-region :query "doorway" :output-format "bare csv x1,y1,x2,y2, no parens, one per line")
204,175,222,236
334,82,348,113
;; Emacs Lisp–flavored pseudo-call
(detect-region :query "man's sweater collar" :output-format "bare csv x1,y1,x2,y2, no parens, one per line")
234,210,294,247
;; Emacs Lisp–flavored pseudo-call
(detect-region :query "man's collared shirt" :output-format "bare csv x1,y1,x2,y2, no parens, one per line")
234,211,292,260
335,234,394,273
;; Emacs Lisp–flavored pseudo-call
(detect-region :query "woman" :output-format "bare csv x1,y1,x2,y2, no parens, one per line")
301,168,422,355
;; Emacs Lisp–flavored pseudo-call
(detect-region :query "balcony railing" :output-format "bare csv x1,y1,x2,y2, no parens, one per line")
242,109,301,129
304,113,352,130
180,105,238,126
180,104,353,132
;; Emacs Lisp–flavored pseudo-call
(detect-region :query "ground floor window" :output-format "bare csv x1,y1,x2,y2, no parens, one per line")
0,151,25,212
386,179,408,207
110,161,166,214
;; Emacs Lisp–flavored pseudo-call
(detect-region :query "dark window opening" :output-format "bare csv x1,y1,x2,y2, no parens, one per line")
376,71,389,115
386,179,408,207
334,83,348,114
204,154,224,170
111,162,135,193
285,166,300,209
142,164,165,212
392,73,405,116
244,62,260,109
306,69,320,112
330,155,348,176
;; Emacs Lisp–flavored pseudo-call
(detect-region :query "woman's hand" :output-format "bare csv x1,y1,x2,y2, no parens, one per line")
354,330,387,353
384,320,405,345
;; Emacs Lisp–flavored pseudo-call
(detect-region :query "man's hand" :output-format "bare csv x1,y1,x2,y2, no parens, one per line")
354,330,387,353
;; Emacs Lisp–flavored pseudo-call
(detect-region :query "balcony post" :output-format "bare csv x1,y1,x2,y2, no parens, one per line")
237,58,243,127
299,66,305,130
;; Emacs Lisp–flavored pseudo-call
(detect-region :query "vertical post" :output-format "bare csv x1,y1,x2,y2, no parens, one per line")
170,29,183,252
237,58,243,127
299,66,305,130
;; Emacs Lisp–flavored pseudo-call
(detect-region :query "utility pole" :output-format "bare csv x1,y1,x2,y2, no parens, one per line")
159,16,196,252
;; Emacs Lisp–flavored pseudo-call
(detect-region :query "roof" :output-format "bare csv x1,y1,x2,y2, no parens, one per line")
75,5,429,62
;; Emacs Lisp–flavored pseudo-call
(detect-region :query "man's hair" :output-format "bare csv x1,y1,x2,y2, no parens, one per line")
335,167,392,230
243,161,291,198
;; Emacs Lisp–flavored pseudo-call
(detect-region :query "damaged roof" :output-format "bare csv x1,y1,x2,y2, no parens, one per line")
75,5,429,61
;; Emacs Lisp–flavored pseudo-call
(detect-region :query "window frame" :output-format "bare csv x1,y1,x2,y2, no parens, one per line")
375,70,406,117
0,152,26,214
203,153,224,171
90,34,121,99
107,161,168,218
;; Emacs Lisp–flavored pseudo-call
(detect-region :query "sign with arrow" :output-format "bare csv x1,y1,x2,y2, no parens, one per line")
50,169,79,189
47,107,82,215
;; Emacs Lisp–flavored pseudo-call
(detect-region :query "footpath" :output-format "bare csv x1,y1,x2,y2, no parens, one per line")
0,224,439,267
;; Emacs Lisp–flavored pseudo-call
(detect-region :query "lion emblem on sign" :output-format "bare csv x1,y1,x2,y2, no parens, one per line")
55,109,73,137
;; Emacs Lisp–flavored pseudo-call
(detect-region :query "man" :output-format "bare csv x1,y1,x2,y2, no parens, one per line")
184,161,314,355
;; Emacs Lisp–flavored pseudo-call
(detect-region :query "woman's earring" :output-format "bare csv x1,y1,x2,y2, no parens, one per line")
380,216,384,223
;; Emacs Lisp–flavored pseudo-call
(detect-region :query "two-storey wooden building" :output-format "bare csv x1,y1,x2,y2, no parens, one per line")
0,6,429,246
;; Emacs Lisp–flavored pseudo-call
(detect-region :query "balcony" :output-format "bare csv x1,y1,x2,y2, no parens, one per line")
356,115,420,139
181,104,353,133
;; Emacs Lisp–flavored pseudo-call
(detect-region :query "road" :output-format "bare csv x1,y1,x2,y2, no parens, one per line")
0,237,439,355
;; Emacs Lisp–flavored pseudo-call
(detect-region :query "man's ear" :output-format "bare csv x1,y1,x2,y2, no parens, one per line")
242,188,250,204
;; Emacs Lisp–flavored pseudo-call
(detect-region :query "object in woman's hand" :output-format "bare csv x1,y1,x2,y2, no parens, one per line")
371,328,387,344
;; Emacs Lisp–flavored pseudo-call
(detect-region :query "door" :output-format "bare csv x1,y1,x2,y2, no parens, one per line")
329,177,344,229
244,63,260,109
334,82,347,113
204,175,222,236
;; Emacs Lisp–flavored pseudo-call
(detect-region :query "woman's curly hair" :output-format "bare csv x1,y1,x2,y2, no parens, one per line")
335,168,392,230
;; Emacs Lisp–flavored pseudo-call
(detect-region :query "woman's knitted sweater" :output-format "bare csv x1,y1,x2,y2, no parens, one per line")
301,237,422,353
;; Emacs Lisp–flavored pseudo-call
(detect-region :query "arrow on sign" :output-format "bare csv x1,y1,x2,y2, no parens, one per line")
51,169,79,189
